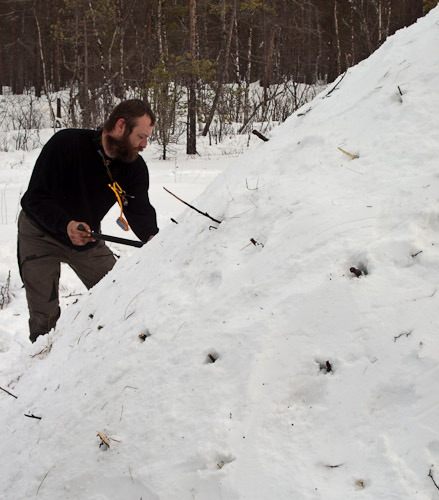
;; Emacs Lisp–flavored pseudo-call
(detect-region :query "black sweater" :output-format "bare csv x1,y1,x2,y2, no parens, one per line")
21,128,159,249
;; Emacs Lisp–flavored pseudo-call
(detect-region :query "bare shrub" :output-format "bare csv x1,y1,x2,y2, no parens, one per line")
0,94,43,151
0,271,11,309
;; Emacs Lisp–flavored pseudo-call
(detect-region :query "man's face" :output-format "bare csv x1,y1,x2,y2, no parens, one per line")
127,114,154,155
107,114,154,163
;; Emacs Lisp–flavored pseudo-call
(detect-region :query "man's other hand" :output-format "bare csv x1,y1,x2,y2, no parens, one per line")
67,221,95,246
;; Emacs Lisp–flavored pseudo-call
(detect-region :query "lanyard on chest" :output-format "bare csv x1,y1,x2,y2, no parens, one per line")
98,150,132,232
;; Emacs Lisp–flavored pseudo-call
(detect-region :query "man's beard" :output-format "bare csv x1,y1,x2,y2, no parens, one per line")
105,133,141,163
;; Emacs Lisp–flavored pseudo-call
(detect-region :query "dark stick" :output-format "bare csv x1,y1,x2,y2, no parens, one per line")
1,386,17,399
325,71,347,97
429,469,439,491
252,130,269,142
24,413,42,420
350,267,363,277
163,187,222,224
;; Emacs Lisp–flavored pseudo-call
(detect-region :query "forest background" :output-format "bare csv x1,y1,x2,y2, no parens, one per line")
0,0,437,157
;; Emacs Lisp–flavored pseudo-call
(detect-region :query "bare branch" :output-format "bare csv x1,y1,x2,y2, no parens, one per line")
24,413,42,420
429,469,439,491
163,187,222,224
0,386,17,399
252,130,269,142
338,147,359,159
36,466,55,495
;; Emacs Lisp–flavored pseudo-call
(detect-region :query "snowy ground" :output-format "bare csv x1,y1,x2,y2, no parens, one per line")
1,7,439,500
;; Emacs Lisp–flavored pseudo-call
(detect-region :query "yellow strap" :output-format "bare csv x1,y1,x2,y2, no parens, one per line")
108,183,129,230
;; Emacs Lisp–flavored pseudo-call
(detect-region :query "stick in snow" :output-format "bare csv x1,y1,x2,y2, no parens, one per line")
97,431,111,448
325,71,347,97
163,187,222,224
0,386,17,399
24,413,42,420
350,267,363,277
252,130,269,142
36,466,55,496
338,147,359,160
428,469,439,491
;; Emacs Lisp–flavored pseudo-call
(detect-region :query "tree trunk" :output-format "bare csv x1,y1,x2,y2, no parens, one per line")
82,14,90,127
34,42,42,98
187,0,197,154
119,0,125,98
333,0,342,76
157,0,163,55
88,0,113,116
157,0,168,59
263,27,276,103
54,4,61,92
243,25,253,124
34,2,56,130
202,0,236,137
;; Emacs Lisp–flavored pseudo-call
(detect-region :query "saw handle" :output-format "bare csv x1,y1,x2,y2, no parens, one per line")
77,223,145,248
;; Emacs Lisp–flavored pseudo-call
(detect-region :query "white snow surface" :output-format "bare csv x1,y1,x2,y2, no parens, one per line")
1,8,439,499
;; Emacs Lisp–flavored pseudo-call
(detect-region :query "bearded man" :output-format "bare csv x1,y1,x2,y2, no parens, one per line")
18,99,159,343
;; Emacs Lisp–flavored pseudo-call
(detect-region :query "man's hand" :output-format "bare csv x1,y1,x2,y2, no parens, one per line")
67,221,95,246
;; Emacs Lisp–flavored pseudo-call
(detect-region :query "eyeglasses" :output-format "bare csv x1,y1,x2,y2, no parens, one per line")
108,182,131,231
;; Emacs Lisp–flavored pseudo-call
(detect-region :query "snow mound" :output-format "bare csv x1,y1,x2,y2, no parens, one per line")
2,7,439,500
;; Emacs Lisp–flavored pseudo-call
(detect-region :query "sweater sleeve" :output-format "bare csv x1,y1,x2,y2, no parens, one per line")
21,131,74,236
123,159,159,242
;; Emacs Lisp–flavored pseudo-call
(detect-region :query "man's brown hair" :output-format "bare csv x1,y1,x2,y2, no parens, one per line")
103,99,156,134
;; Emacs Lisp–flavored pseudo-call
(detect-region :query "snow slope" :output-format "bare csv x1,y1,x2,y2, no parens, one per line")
1,7,439,499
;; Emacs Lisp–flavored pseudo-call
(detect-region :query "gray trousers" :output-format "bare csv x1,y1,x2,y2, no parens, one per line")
17,211,116,342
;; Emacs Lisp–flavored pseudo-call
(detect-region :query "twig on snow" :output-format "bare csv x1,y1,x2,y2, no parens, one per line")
30,340,53,358
246,178,259,191
0,386,17,399
77,328,92,344
36,466,55,495
163,187,222,224
394,330,413,342
97,431,111,448
61,292,84,298
325,71,347,97
338,147,359,160
413,289,437,301
250,238,264,248
429,469,439,491
252,130,269,142
124,289,145,320
24,413,42,420
350,267,363,277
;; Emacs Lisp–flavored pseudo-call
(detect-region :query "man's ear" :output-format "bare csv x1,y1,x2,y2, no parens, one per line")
114,118,126,135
